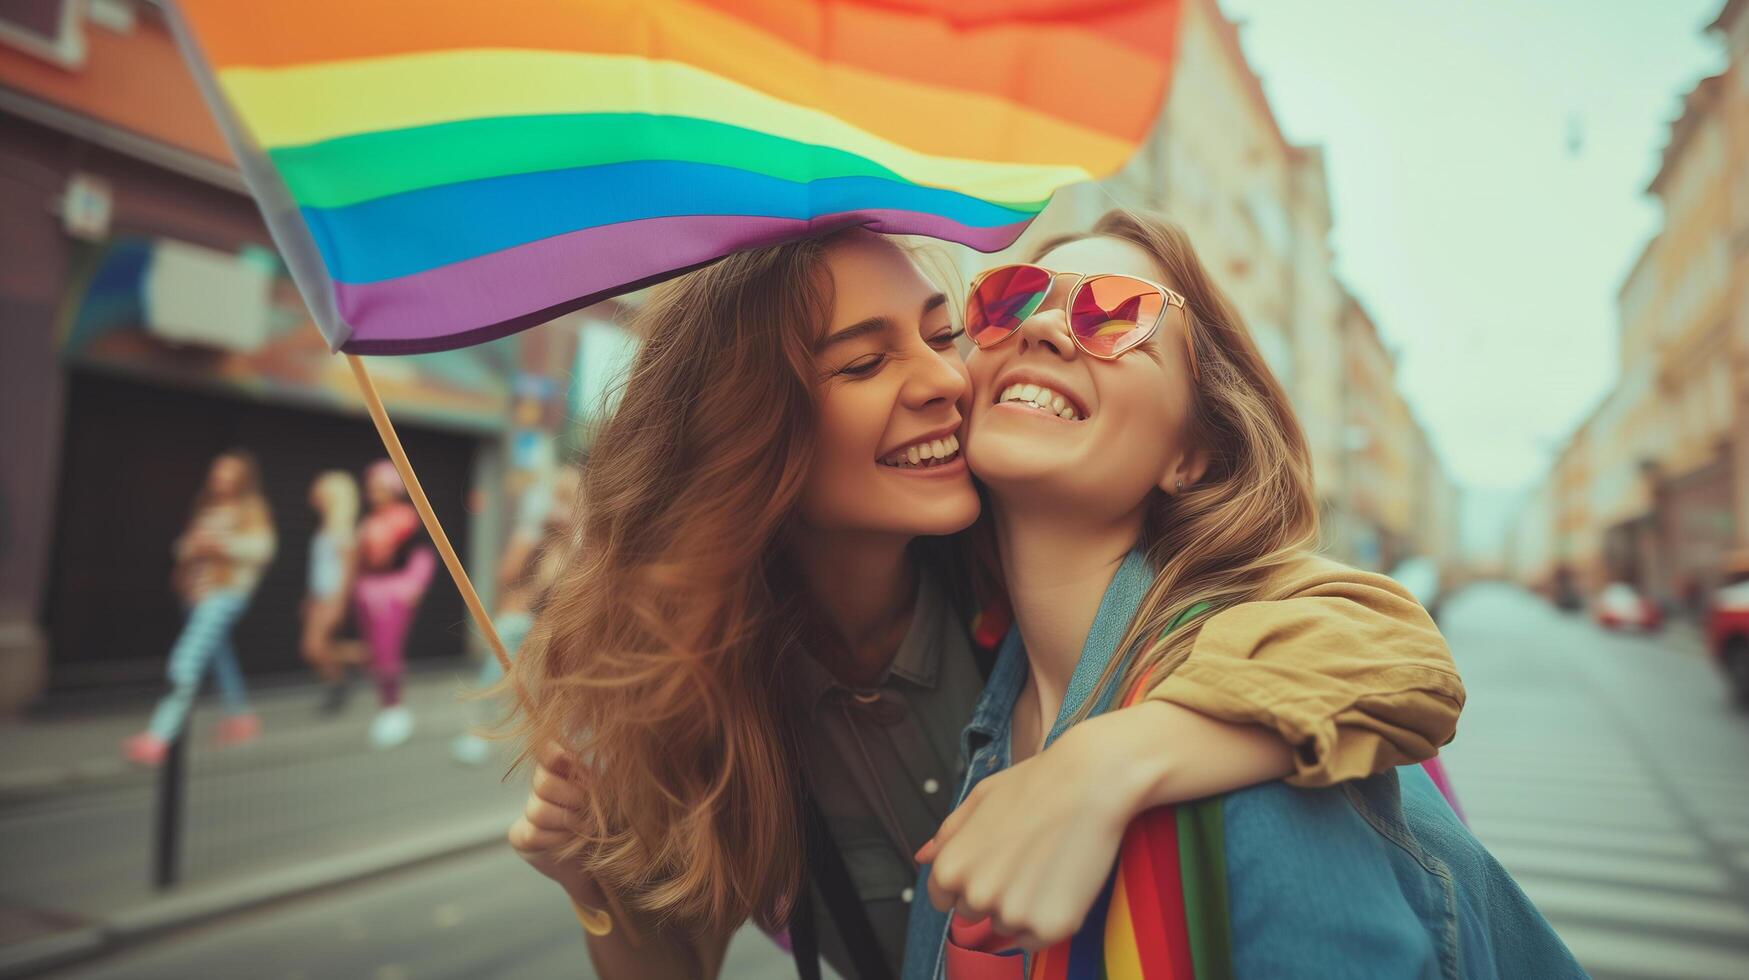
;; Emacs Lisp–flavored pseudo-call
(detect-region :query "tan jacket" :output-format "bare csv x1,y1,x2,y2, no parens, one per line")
1147,554,1464,787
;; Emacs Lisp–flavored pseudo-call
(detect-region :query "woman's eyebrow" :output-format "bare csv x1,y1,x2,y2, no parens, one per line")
815,316,892,352
922,292,947,315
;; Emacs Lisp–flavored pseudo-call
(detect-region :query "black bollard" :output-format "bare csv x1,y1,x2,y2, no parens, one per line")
153,727,188,891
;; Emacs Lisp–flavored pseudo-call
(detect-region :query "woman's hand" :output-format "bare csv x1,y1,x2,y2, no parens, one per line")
915,708,1163,950
507,742,611,914
917,700,1295,950
508,743,730,978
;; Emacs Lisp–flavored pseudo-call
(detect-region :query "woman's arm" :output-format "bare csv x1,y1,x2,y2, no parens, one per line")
921,557,1464,948
919,701,1288,948
1144,556,1464,787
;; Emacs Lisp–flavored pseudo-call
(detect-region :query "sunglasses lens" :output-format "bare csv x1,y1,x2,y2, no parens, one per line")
967,265,1053,347
1070,275,1165,357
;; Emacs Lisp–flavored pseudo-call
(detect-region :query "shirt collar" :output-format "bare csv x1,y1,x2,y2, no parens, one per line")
796,565,950,716
959,547,1156,760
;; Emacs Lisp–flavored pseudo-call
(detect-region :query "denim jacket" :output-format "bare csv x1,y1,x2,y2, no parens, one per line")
902,550,1584,979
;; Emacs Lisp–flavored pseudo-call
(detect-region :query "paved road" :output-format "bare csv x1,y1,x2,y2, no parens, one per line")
39,583,1749,979
47,844,798,980
1439,584,1749,980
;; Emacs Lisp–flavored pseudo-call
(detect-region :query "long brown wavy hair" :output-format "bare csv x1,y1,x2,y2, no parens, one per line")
506,233,928,936
1033,210,1321,717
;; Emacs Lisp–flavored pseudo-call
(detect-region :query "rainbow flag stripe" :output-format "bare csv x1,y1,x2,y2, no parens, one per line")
170,0,1183,353
1026,609,1231,980
1025,799,1228,980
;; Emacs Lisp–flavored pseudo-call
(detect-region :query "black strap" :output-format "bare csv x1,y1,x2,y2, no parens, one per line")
792,796,894,980
790,871,821,980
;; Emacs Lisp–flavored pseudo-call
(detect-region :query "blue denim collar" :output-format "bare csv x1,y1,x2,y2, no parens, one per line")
958,548,1155,764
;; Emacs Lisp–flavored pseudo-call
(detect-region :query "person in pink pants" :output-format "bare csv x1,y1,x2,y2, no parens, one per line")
352,461,435,748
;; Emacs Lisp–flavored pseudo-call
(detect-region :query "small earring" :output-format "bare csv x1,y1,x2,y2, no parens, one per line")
1174,480,1185,492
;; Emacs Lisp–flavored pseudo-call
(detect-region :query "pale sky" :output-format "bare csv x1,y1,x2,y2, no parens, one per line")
1218,0,1724,504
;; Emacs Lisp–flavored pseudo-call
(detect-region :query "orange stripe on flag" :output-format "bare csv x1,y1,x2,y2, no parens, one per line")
178,0,1174,144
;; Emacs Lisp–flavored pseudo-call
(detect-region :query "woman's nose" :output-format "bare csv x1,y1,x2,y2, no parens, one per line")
1014,305,1076,359
908,342,968,408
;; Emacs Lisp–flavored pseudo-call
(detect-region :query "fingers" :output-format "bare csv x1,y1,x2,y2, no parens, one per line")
536,740,582,781
506,814,568,857
523,790,576,833
913,837,940,865
925,857,960,913
917,777,986,866
532,762,585,809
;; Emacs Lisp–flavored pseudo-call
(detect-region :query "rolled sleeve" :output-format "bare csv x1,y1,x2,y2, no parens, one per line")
1145,558,1465,787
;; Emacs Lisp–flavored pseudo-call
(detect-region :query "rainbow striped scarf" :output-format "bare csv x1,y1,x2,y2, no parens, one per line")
1028,796,1229,980
170,0,1184,354
1028,603,1231,980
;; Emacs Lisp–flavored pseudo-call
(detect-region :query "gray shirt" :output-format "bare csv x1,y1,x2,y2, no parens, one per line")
793,570,984,977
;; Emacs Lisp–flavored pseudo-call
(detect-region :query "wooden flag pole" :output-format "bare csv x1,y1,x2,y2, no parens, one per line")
345,354,512,673
343,353,613,938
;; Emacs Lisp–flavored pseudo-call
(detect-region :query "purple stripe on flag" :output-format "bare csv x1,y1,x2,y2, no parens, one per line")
333,210,1032,354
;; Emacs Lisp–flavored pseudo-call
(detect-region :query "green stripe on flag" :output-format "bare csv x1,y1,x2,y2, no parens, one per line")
1178,799,1233,980
267,113,1053,212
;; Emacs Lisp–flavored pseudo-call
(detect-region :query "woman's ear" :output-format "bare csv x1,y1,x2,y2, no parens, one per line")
1158,447,1210,495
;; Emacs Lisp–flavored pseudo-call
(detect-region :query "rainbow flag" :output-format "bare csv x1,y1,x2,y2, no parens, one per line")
169,0,1183,354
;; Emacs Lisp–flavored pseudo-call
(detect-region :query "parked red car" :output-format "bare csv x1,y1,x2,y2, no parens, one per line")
1708,553,1749,703
1593,582,1662,631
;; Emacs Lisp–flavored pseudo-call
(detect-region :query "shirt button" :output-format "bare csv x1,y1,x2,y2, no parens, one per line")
901,887,915,904
923,778,940,795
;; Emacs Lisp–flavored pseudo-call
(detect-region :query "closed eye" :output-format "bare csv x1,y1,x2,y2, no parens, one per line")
837,354,886,378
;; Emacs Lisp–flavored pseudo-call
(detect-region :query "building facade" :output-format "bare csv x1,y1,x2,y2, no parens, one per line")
1514,1,1749,613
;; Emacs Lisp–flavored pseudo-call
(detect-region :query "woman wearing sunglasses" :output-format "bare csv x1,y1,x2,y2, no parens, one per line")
504,227,1466,979
907,210,1577,978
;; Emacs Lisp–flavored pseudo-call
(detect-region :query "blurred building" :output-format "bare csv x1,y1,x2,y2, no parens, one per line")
0,3,634,709
959,0,1461,577
1512,0,1749,613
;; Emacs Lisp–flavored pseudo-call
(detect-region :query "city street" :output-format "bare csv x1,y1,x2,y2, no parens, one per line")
29,583,1748,979
1440,585,1749,979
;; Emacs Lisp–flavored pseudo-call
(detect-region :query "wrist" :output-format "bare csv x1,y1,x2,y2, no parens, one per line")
1066,701,1179,821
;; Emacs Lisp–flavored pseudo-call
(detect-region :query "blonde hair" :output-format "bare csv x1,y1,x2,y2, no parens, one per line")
312,470,359,538
1034,211,1320,715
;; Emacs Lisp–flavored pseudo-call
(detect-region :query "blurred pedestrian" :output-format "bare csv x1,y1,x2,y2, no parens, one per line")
124,451,276,766
353,460,435,749
302,469,364,714
452,464,581,765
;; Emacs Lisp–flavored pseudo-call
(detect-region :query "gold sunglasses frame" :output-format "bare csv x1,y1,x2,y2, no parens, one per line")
964,263,1199,381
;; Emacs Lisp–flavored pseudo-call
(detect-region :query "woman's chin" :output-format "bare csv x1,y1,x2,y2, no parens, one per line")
964,441,1072,490
889,490,981,537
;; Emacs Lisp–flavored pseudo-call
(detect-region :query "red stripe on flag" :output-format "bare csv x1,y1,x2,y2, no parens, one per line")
1141,808,1196,978
1121,810,1178,977
1033,940,1070,980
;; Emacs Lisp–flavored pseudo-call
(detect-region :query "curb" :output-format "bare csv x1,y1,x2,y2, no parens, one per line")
0,812,509,979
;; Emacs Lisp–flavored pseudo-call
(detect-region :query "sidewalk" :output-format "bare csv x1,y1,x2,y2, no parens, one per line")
0,664,528,979
0,664,489,798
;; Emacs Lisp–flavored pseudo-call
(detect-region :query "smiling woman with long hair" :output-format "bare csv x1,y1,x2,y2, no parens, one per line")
503,228,1468,980
910,210,1574,978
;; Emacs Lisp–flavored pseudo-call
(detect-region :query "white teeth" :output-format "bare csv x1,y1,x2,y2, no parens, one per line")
998,381,1082,421
879,432,963,468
